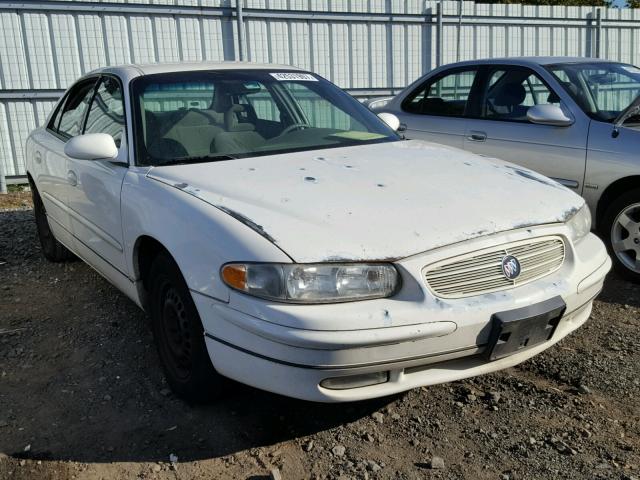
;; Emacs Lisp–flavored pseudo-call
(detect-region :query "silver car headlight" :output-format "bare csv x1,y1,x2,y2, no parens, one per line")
565,203,591,242
221,263,399,303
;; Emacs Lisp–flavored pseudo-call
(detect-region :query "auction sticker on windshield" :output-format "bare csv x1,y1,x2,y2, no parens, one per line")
270,72,318,81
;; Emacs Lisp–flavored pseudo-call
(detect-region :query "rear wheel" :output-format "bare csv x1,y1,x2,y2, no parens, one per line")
30,182,74,262
601,188,640,283
149,252,225,402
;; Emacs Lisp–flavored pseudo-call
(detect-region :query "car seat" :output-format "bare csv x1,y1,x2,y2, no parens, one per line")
491,82,528,120
213,105,266,155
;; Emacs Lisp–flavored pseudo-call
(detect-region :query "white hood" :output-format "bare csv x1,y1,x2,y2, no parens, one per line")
147,140,583,262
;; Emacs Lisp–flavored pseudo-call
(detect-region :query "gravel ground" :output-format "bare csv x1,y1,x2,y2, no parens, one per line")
0,200,639,480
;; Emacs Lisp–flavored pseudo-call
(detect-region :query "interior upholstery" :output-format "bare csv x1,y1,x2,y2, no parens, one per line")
214,105,266,154
162,110,224,157
493,82,526,107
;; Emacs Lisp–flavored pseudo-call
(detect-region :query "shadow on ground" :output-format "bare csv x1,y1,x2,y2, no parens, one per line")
0,209,397,464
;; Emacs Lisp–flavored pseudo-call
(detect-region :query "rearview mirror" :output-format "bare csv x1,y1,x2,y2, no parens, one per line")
64,133,118,160
377,112,401,131
527,104,574,127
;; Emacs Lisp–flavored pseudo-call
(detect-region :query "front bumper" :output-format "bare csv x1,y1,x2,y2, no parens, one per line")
194,226,611,402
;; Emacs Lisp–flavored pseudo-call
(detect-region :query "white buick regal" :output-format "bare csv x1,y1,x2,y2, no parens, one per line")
26,62,611,403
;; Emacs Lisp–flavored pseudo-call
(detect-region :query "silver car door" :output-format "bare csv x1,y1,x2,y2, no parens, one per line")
394,68,480,149
66,75,129,276
33,79,99,247
463,66,588,193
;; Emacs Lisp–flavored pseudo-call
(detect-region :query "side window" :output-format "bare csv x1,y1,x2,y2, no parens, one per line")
402,69,478,117
56,81,97,137
47,96,68,132
84,77,126,147
484,68,558,122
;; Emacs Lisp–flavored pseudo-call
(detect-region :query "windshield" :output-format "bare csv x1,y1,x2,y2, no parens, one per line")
131,70,398,165
546,62,640,123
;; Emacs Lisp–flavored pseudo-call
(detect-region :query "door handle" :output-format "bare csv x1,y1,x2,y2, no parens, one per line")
467,131,487,142
67,170,78,187
34,151,42,164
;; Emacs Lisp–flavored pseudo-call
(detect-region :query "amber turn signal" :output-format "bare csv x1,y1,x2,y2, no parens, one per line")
221,264,247,290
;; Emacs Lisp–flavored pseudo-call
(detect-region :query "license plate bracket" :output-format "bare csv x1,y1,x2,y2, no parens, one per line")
486,296,566,361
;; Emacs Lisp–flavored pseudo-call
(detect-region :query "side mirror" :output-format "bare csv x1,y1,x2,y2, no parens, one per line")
377,112,401,131
527,104,574,127
64,133,118,160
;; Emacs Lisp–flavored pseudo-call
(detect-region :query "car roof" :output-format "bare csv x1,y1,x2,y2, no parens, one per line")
440,56,618,69
86,61,304,79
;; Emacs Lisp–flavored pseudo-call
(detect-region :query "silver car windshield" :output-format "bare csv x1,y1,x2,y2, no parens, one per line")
547,62,640,123
131,70,398,166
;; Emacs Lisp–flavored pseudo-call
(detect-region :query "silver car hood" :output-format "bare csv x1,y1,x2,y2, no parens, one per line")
147,140,583,263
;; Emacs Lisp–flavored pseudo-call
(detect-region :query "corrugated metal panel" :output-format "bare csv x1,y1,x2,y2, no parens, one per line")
2,0,640,177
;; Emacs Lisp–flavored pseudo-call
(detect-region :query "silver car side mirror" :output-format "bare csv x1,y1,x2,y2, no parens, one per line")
377,112,401,131
527,104,574,127
64,133,118,161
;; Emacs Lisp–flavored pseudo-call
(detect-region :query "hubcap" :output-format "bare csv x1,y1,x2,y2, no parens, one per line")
611,202,640,274
161,287,192,380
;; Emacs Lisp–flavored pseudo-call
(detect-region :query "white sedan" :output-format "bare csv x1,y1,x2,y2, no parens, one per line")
26,62,610,403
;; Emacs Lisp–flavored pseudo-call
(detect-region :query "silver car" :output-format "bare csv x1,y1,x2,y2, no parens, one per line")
372,57,640,282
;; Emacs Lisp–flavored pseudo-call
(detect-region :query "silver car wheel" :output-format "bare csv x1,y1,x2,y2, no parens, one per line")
611,202,640,273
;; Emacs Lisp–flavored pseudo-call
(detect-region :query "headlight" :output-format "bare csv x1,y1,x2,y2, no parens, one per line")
221,263,399,303
565,203,591,242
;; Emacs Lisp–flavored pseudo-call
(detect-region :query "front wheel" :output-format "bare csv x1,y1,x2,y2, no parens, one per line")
149,252,225,402
601,188,640,283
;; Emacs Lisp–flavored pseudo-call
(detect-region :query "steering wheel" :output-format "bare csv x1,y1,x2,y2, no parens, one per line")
280,123,310,135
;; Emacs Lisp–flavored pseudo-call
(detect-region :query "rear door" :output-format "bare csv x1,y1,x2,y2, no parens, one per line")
66,75,130,275
35,78,99,246
394,67,480,149
463,66,588,192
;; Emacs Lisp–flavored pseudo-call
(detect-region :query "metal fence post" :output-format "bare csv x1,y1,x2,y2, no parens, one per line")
436,1,443,67
0,160,6,194
456,0,463,62
236,0,246,61
595,8,602,58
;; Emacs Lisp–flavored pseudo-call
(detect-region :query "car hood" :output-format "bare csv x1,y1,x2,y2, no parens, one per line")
147,140,583,263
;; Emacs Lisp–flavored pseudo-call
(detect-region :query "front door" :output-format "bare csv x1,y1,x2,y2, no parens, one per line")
395,68,480,149
463,66,588,193
66,75,129,276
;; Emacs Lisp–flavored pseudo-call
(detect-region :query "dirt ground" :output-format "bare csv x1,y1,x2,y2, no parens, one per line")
0,194,639,480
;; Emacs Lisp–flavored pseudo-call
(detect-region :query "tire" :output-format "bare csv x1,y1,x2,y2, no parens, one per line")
600,188,640,283
30,182,75,262
149,252,224,403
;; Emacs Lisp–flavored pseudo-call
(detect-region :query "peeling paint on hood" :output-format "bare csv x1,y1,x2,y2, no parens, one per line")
147,140,584,263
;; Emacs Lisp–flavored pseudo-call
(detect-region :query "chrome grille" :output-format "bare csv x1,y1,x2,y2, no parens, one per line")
424,236,565,298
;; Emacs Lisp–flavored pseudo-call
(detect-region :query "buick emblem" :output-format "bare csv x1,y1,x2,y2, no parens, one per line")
501,255,521,280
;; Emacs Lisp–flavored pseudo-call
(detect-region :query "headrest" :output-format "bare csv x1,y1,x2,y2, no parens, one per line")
493,83,526,107
225,105,256,132
212,89,232,113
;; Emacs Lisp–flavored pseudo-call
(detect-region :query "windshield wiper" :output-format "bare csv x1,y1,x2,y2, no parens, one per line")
159,154,237,166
